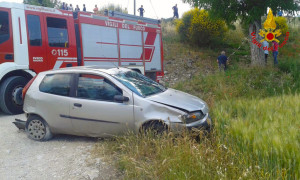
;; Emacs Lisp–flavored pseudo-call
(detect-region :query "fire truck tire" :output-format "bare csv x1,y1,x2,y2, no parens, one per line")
0,76,29,115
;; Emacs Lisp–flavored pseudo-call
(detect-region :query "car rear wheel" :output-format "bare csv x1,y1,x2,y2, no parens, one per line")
25,115,53,141
0,76,29,114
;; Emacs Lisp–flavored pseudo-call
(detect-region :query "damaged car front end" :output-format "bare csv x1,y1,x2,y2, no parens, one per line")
112,70,213,133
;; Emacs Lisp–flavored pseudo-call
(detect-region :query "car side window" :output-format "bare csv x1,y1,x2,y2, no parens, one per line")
76,74,122,102
39,74,72,96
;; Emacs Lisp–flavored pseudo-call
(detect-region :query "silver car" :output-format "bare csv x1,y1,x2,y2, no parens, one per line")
22,67,212,141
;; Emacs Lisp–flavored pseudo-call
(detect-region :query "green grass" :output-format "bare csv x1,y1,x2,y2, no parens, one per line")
95,93,300,179
174,67,295,106
92,21,300,179
215,95,300,179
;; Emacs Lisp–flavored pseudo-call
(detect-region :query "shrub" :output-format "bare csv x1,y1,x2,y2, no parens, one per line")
176,9,227,46
275,16,288,37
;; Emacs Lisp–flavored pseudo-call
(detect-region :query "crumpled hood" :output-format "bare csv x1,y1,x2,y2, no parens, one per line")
147,88,209,114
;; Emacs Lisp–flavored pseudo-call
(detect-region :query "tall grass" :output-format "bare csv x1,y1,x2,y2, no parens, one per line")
92,20,300,179
94,93,299,179
215,95,300,179
174,67,295,106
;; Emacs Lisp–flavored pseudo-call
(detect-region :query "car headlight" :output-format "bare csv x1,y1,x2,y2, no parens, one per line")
181,111,206,124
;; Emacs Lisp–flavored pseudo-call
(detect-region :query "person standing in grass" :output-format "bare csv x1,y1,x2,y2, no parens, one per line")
262,40,269,65
172,4,179,19
217,51,229,71
272,41,279,66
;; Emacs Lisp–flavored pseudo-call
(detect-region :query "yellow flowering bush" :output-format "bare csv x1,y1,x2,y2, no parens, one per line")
275,16,288,35
176,9,227,46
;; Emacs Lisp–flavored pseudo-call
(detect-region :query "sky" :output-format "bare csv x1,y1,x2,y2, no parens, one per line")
8,0,193,19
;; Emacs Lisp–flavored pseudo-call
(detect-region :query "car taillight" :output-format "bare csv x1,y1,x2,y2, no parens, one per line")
22,76,37,100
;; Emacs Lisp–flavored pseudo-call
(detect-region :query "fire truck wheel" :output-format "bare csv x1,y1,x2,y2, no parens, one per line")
0,76,29,115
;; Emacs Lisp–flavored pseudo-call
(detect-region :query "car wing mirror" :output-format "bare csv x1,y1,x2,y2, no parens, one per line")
114,95,129,102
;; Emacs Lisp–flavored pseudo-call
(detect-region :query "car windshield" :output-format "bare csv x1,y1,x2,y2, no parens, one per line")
112,71,166,97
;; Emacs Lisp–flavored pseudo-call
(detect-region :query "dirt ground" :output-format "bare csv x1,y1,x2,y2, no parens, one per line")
0,112,118,180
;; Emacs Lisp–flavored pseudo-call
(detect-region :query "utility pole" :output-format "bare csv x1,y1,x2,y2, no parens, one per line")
134,0,136,16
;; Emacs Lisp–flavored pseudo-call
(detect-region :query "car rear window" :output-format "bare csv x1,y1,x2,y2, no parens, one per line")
39,74,72,96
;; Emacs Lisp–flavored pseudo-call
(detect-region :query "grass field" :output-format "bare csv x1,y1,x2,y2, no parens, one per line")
93,19,300,179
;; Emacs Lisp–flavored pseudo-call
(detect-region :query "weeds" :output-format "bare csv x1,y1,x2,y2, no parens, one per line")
92,19,300,179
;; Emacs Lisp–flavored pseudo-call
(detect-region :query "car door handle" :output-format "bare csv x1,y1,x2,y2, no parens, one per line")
73,103,82,108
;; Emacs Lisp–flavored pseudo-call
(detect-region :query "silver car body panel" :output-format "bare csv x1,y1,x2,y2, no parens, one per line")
147,88,209,114
23,67,211,137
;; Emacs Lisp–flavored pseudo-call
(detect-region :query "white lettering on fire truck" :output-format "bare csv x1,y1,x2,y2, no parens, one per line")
133,25,145,31
105,21,118,28
51,49,68,56
122,23,130,29
33,57,43,62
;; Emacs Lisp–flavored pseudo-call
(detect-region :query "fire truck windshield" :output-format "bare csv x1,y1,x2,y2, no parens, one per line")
0,11,9,44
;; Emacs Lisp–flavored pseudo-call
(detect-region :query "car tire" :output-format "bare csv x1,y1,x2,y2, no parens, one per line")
25,115,53,141
141,121,168,135
0,76,29,114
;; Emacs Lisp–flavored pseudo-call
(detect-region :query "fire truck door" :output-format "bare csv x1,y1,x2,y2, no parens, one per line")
44,15,77,70
25,12,47,72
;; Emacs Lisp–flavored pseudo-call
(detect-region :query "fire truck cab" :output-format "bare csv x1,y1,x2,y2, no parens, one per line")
0,2,164,114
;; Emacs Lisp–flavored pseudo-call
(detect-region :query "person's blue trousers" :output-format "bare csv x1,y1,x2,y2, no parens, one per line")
273,51,278,65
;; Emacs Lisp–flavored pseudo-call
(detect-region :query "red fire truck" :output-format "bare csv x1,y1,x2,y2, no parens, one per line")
0,2,164,114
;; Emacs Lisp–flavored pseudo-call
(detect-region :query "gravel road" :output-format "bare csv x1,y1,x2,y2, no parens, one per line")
0,112,118,180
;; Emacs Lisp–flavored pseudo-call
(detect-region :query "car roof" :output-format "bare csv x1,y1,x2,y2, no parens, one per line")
40,66,130,75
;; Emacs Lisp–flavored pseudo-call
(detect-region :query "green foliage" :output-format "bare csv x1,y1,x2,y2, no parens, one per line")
275,16,288,35
174,68,296,106
182,0,299,24
214,94,300,179
96,93,300,179
23,0,59,8
176,9,227,46
98,4,128,14
161,20,180,43
92,22,300,179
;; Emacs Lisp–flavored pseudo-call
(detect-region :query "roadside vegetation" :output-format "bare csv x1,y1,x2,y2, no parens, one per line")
93,15,300,179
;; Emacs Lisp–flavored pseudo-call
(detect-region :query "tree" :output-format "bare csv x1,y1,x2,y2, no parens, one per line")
183,0,299,66
23,0,60,8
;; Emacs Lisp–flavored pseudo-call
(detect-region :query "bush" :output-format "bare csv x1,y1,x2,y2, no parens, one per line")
176,9,228,46
275,16,288,35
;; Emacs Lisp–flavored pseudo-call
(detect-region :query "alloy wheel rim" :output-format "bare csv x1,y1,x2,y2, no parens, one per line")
28,120,46,140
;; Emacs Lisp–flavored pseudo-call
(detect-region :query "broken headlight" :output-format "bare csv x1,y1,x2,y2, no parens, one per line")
182,111,206,124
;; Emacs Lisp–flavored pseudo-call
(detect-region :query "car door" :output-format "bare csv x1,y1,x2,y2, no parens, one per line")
38,73,74,134
69,73,134,137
